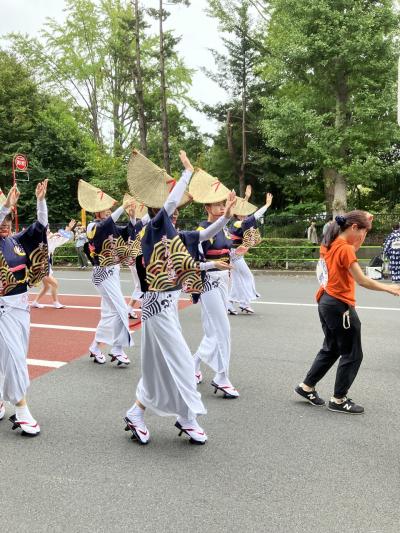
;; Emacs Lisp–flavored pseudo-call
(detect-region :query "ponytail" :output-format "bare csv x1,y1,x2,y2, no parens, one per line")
322,210,373,249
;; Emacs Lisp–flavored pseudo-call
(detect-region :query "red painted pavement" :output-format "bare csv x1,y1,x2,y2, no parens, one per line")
27,294,191,380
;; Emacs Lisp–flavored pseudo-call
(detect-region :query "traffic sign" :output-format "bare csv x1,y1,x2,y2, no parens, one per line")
14,154,28,171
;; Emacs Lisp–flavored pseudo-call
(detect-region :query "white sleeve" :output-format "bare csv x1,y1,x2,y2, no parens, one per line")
164,169,192,216
199,216,230,243
253,205,268,220
37,199,48,227
200,261,216,271
0,206,11,225
141,214,150,226
111,206,125,223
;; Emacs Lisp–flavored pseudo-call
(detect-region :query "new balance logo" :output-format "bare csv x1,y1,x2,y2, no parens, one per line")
308,394,315,400
343,403,352,411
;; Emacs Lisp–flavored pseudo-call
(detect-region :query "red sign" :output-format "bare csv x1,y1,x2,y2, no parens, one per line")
14,154,28,171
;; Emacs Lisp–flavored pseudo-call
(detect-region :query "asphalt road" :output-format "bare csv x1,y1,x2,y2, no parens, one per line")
1,271,400,533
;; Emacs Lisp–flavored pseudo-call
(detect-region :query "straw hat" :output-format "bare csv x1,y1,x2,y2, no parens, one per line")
0,188,6,206
233,197,257,217
78,180,116,212
123,193,148,219
188,168,230,204
127,149,191,209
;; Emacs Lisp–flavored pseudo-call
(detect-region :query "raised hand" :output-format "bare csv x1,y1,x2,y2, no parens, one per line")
67,219,76,231
4,185,20,208
179,150,194,172
245,185,252,201
125,200,136,219
35,179,49,201
213,261,232,271
266,192,273,208
236,245,249,256
224,190,237,218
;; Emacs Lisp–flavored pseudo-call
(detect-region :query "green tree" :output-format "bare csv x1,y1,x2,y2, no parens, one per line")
205,0,262,196
0,50,95,224
261,0,400,214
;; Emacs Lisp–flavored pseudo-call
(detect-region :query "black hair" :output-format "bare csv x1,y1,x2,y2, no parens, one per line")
322,210,372,249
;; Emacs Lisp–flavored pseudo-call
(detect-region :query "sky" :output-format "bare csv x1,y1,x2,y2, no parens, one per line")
0,0,229,135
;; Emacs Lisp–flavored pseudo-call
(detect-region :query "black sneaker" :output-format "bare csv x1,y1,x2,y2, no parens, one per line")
328,398,364,414
294,385,325,406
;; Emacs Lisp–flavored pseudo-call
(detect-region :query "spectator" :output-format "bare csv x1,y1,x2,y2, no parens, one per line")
307,221,319,244
383,223,400,282
75,224,90,269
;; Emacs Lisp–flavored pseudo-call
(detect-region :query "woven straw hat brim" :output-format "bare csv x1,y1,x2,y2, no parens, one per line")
123,193,148,219
0,189,6,207
78,180,116,212
188,168,230,204
233,197,257,216
127,149,191,209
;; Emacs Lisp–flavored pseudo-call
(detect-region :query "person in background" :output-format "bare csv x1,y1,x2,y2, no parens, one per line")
307,220,319,245
75,223,90,269
383,223,400,282
31,220,76,309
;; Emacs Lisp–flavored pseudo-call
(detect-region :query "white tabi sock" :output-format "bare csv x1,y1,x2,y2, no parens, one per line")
214,372,231,387
126,403,145,426
15,405,36,423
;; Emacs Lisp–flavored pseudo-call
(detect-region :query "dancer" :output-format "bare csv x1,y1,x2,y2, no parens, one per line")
295,211,400,414
124,150,234,445
188,169,240,398
31,220,75,309
78,180,139,367
123,194,149,320
228,188,273,314
0,180,49,435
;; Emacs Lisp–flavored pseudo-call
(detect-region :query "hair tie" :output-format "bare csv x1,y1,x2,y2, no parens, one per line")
335,215,346,227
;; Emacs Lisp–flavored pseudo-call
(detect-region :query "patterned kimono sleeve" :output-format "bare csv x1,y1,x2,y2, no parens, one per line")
241,214,262,248
14,222,49,286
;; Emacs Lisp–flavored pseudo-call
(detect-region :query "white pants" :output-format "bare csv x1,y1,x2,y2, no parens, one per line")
92,266,133,351
136,290,206,419
195,270,231,375
229,255,259,307
129,264,143,301
0,292,30,404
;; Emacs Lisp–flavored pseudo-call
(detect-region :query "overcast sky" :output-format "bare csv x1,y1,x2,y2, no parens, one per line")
0,0,228,135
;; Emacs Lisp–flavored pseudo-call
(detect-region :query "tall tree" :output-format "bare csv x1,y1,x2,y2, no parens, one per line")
205,0,261,196
148,0,190,174
132,0,148,154
261,0,400,214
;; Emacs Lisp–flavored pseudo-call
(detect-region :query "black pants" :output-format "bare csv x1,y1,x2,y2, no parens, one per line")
304,293,363,398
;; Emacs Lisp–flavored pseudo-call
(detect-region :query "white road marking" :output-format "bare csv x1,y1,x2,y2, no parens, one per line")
27,359,67,368
29,304,142,311
31,323,97,332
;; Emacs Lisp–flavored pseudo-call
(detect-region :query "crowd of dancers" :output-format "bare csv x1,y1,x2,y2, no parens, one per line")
1,149,400,442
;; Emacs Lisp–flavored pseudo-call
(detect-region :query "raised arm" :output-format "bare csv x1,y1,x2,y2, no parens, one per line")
36,179,48,227
198,216,230,242
253,192,273,220
111,205,125,223
0,185,20,224
164,151,193,216
199,190,236,242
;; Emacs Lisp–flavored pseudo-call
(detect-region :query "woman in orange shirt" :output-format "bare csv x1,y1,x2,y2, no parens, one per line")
295,211,400,414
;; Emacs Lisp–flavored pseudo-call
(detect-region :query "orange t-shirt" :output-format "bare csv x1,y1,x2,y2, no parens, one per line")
316,237,358,306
